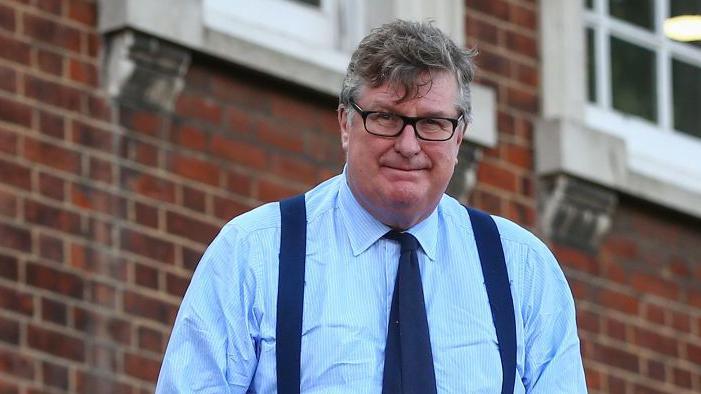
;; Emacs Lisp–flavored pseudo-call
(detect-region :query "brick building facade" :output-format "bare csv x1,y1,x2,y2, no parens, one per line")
0,0,699,393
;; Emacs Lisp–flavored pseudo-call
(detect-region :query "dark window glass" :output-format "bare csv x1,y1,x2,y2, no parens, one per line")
672,58,701,137
587,28,597,103
609,0,654,30
669,0,701,48
585,0,594,9
610,36,657,122
291,0,321,6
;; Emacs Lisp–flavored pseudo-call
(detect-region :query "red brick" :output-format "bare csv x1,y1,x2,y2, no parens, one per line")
0,189,17,218
166,272,189,297
120,168,176,203
633,326,678,357
0,381,19,394
166,211,218,245
123,137,159,168
87,280,116,308
88,156,113,184
133,201,159,229
175,93,222,125
475,48,510,78
28,324,85,362
210,134,268,170
686,342,701,364
38,233,64,262
0,254,18,281
26,262,84,299
0,316,19,345
38,171,65,201
87,95,112,121
120,228,175,264
25,74,83,111
87,217,114,246
134,262,159,289
258,120,305,154
67,0,96,26
72,307,131,345
225,170,253,196
24,137,81,173
673,367,693,389
123,107,164,138
35,0,63,15
223,105,257,136
213,195,250,220
598,288,639,315
269,95,317,127
24,199,82,235
465,15,499,45
71,119,114,152
506,86,538,113
69,243,127,281
0,96,32,128
603,316,627,342
0,33,31,65
577,308,600,334
0,4,15,33
631,383,666,394
42,361,69,390
670,311,691,333
124,352,160,382
0,347,34,379
169,153,221,186
257,178,302,202
38,110,66,139
71,182,123,215
645,359,666,382
0,126,18,155
643,302,666,326
182,246,204,271
23,13,81,53
0,158,31,190
172,123,208,151
466,0,509,20
35,48,64,76
41,297,67,325
590,342,639,373
75,371,135,394
182,185,207,213
509,3,537,31
137,326,163,353
271,155,317,185
0,64,16,93
514,63,539,87
0,222,31,252
471,189,503,214
123,290,177,324
86,31,99,57
631,272,678,300
476,160,518,192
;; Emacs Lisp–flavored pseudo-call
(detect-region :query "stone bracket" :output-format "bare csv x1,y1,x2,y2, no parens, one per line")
540,174,618,252
103,29,191,111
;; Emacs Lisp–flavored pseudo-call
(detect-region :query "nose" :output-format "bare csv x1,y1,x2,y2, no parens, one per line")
393,123,421,157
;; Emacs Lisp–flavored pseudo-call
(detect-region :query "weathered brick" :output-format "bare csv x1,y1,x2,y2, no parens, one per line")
475,47,511,78
225,170,253,197
87,280,116,308
171,122,208,151
121,168,176,203
257,178,302,202
509,3,537,31
42,361,69,390
0,347,34,379
35,48,64,76
182,185,207,213
24,199,82,235
0,222,31,252
631,272,679,300
25,75,83,112
270,155,317,185
174,93,222,125
41,297,68,325
0,33,31,65
590,342,639,373
67,0,96,26
466,0,510,20
210,134,268,170
137,325,164,353
38,171,65,201
23,13,81,53
38,233,64,262
26,262,84,299
71,119,114,152
119,106,164,138
506,86,538,113
73,307,131,345
75,370,135,394
0,4,16,33
0,64,16,93
0,96,32,128
476,160,518,192
88,155,113,184
169,152,220,186
134,262,159,289
0,316,20,345
124,352,161,382
23,136,81,173
120,227,175,264
0,126,17,155
166,211,218,245
28,324,85,362
123,290,177,324
38,110,66,139
598,288,639,315
466,15,499,45
166,272,189,298
213,195,249,221
35,0,63,15
0,253,18,281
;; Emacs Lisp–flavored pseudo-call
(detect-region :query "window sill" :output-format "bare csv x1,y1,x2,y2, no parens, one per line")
536,111,701,219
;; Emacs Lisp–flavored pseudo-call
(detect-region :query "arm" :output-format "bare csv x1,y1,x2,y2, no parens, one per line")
521,244,588,393
156,225,259,393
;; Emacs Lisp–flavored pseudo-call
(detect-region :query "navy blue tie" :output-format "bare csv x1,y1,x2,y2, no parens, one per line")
382,231,437,394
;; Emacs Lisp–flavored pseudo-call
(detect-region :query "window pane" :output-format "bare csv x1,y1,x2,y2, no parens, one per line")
609,0,654,30
672,58,701,137
610,36,657,122
669,0,701,48
585,0,594,10
587,28,597,103
290,0,321,6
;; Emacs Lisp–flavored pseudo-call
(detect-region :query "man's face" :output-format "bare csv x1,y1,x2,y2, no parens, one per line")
339,71,465,229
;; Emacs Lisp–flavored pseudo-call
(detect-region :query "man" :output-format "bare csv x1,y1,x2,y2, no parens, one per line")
156,20,587,393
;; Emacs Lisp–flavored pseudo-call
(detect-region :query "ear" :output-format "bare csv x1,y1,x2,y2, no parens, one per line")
455,121,465,147
339,105,350,152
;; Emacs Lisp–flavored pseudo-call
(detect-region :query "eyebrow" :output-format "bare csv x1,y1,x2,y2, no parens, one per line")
364,100,460,118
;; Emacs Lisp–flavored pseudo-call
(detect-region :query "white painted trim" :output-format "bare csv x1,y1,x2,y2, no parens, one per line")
539,0,701,220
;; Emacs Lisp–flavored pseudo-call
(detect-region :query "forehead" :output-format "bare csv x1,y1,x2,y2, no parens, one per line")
358,71,459,110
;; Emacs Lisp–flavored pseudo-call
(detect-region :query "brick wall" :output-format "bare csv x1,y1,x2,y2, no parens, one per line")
0,0,700,393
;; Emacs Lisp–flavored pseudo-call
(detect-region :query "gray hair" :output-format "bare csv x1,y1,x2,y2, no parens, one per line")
340,20,477,122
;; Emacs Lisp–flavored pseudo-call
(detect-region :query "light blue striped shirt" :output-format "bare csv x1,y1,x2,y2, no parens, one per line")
156,173,586,393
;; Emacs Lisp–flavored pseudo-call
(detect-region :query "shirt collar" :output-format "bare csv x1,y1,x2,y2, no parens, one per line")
338,168,438,261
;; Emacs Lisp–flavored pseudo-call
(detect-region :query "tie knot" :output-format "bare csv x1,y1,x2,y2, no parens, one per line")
383,230,419,253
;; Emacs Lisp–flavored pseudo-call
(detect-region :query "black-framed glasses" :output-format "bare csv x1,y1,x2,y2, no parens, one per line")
349,99,464,141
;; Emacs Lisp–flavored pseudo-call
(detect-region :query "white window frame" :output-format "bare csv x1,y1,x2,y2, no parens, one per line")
98,0,497,148
539,0,701,219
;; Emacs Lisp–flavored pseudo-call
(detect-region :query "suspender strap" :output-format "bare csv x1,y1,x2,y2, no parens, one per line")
466,207,517,394
277,194,307,394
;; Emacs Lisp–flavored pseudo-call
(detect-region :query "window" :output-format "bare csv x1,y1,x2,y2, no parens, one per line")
584,0,701,137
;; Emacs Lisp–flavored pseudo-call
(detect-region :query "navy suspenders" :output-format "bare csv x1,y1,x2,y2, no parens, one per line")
276,194,516,393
